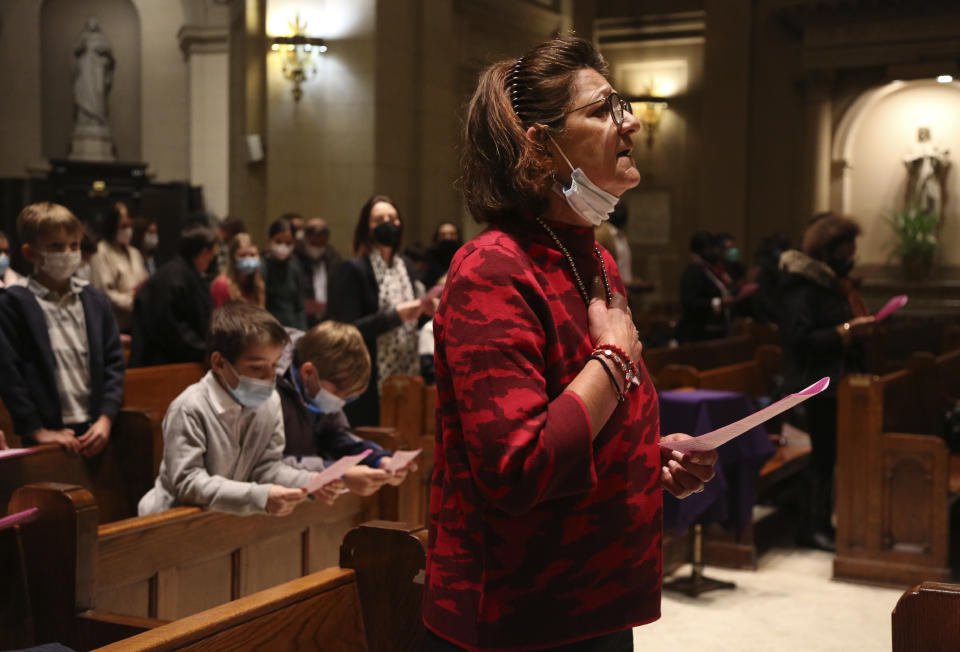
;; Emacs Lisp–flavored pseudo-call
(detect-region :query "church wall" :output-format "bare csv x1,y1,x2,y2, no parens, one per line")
40,0,141,162
264,0,377,255
134,0,190,183
601,37,704,303
845,81,960,266
0,1,45,176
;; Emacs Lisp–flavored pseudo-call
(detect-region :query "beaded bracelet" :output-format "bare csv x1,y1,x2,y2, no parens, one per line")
592,344,641,390
589,355,624,403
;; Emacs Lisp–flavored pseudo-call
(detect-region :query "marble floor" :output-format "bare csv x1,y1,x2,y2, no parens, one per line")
634,547,905,651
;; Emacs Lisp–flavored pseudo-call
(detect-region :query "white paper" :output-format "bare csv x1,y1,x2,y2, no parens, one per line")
381,448,422,473
301,449,371,494
659,377,830,454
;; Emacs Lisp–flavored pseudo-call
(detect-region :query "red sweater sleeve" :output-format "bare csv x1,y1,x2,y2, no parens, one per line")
436,243,597,516
210,275,230,307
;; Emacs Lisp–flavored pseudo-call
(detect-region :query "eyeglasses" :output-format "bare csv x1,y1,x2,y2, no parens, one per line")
564,92,633,127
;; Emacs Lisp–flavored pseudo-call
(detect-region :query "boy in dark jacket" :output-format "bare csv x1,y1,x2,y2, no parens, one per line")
277,321,413,496
0,202,124,456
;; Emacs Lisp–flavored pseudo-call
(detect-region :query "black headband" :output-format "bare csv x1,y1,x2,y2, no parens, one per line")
505,57,531,122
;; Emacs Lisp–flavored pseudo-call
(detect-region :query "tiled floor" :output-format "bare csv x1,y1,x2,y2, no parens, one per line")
634,547,905,651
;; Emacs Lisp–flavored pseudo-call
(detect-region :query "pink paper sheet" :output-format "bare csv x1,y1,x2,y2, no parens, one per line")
874,295,908,322
0,448,32,461
0,507,39,530
659,377,830,454
301,449,372,494
381,448,422,473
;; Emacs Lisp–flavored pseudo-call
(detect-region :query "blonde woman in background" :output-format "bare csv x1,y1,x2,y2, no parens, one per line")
210,232,266,308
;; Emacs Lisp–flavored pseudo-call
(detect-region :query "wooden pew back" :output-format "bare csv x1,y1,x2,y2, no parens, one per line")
0,506,39,650
6,484,427,651
892,581,960,652
121,363,206,416
95,491,372,621
380,375,436,526
835,347,960,586
0,409,155,524
644,334,758,377
656,345,782,399
93,568,368,652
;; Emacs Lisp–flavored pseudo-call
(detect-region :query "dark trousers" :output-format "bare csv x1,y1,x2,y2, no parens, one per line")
802,395,838,534
425,628,634,652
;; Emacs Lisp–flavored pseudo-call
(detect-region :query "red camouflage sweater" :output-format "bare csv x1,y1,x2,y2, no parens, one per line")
423,219,662,651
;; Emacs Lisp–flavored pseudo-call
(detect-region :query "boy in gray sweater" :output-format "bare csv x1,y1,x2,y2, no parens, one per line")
139,303,340,516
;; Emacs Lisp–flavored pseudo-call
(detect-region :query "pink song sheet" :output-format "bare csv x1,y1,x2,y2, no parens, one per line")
381,448,422,473
659,377,830,454
301,449,372,494
874,295,908,322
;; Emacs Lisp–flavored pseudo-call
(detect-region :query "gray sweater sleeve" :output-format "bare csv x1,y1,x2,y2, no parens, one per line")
161,407,273,516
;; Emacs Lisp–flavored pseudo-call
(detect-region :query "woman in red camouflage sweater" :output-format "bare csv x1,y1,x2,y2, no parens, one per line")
425,36,718,652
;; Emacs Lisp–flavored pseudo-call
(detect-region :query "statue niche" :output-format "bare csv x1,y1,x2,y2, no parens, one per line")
69,17,116,161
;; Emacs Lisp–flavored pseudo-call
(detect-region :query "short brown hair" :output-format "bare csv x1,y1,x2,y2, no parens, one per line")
802,212,861,261
294,321,371,397
461,35,608,224
207,302,290,364
17,202,83,245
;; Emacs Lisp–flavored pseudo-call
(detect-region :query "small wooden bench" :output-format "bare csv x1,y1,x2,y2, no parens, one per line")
5,483,428,651
891,581,960,652
835,348,960,586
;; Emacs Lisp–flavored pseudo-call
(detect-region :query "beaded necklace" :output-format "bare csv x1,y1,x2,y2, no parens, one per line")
534,215,612,307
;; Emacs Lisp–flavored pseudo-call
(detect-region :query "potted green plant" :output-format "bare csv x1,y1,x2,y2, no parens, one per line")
884,208,938,280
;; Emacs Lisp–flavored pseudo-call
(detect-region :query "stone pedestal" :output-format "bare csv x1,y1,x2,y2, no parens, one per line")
69,124,115,162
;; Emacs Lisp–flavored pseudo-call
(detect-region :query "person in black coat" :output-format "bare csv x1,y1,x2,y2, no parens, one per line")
676,231,731,343
328,195,431,427
0,202,124,454
295,217,342,326
129,225,218,367
778,213,874,550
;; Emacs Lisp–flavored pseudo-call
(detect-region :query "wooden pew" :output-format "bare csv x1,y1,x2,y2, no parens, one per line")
5,483,427,651
864,317,960,375
380,375,437,526
0,409,156,523
835,348,960,586
655,344,782,398
891,581,960,652
0,506,40,650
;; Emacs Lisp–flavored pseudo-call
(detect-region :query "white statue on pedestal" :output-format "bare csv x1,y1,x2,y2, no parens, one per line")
70,17,116,161
903,126,950,218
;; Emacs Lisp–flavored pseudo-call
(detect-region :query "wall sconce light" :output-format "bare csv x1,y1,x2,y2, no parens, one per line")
631,96,669,148
269,13,327,102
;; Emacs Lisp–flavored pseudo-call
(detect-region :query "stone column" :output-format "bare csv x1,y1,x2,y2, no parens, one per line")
801,73,834,219
179,0,231,219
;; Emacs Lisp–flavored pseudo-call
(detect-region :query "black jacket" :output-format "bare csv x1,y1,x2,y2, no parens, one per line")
327,255,417,427
676,258,729,343
294,243,342,326
0,282,124,441
777,250,865,397
129,255,213,367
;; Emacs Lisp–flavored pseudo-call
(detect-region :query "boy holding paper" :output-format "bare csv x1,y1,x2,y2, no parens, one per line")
277,321,413,496
138,303,341,516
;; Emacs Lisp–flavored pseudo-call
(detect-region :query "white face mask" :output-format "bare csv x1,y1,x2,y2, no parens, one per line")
117,227,133,245
142,232,159,250
548,135,620,227
39,250,82,282
270,242,293,260
223,360,275,409
310,385,346,413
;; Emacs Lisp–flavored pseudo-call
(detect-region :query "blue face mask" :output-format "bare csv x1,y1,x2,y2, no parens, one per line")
223,360,275,408
725,247,740,263
235,256,260,274
0,254,9,277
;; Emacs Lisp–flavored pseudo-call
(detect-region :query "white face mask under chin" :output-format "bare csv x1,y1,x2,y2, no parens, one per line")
548,135,620,227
